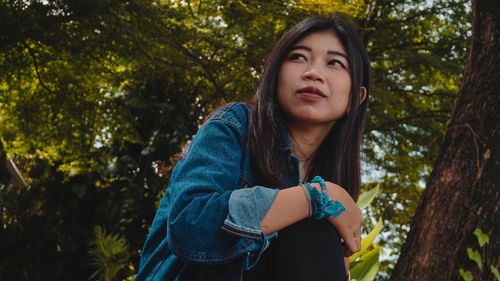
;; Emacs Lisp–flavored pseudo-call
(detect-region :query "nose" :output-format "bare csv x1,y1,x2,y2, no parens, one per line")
302,66,325,83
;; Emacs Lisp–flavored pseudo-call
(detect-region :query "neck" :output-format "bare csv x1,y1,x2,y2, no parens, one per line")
287,122,334,182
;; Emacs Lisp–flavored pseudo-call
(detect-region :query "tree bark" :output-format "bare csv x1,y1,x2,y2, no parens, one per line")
389,0,500,280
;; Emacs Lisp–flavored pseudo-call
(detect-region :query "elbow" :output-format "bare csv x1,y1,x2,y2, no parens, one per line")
259,220,272,235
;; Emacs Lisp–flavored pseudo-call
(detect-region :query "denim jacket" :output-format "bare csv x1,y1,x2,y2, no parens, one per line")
134,102,302,281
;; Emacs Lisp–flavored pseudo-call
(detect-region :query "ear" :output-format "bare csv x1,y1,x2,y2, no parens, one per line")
347,87,367,115
359,87,367,105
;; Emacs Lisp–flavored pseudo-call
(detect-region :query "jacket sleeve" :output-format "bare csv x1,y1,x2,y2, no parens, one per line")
166,115,278,268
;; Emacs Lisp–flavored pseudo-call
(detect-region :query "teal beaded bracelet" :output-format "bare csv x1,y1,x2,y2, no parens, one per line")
305,176,345,220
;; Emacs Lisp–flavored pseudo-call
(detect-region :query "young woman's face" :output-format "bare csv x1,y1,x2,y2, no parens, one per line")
277,30,352,128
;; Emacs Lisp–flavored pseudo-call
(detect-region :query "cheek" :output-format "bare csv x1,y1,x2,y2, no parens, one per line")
278,63,299,87
334,74,352,100
277,70,288,89
277,69,292,99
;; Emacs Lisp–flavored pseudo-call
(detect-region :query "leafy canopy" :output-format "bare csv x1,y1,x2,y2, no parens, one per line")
0,0,470,280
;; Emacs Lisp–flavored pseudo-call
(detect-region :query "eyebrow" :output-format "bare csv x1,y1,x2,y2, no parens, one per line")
290,45,348,60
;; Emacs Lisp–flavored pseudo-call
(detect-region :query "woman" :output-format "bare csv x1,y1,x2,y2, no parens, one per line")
134,14,369,281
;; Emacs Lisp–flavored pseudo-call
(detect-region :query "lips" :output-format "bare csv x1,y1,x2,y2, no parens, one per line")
297,86,326,98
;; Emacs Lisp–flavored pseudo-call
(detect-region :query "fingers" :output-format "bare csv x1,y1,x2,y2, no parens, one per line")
336,205,363,257
344,257,350,273
354,237,361,252
341,235,362,257
346,213,363,256
342,236,357,257
353,211,363,254
323,181,364,256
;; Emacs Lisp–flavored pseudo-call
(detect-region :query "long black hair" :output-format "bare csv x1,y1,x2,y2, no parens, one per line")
249,14,370,200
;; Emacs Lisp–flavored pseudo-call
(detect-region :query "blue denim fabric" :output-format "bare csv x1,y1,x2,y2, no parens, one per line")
134,102,301,281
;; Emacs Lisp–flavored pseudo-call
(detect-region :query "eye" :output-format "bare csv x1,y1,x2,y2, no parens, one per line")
328,59,346,68
289,53,307,62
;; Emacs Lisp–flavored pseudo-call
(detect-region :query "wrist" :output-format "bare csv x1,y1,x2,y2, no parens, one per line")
305,176,345,220
299,183,312,217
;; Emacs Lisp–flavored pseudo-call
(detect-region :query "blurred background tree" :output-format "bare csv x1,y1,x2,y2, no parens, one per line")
0,0,471,280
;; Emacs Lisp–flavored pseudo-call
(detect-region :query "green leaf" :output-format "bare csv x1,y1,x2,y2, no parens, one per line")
491,265,500,281
459,268,473,281
466,248,483,270
89,226,130,281
473,228,489,247
350,218,383,262
350,247,380,281
357,183,380,210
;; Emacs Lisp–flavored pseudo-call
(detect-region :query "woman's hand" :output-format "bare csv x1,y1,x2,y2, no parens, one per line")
344,257,351,279
312,181,363,257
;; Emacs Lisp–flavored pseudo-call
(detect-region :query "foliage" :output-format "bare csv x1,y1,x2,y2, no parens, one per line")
356,183,379,210
473,228,490,247
460,228,500,281
459,268,473,281
89,226,131,281
0,140,10,185
351,247,381,281
349,185,382,281
0,0,471,279
492,266,500,281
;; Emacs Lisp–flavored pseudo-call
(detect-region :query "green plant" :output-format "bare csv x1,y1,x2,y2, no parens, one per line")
349,184,382,281
88,226,131,281
459,228,499,281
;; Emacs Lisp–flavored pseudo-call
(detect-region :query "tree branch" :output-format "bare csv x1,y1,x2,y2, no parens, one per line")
23,41,53,97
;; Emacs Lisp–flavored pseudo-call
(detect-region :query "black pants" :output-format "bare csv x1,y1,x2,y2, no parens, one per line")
243,218,347,281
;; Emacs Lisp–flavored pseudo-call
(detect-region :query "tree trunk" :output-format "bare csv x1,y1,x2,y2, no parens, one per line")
389,1,500,280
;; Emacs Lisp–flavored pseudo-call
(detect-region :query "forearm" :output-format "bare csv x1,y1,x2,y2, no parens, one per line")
260,185,310,235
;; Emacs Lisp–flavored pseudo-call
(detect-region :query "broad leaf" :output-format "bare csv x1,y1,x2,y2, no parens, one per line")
473,228,489,247
459,269,473,281
466,248,482,270
357,184,380,210
490,265,500,281
350,247,380,281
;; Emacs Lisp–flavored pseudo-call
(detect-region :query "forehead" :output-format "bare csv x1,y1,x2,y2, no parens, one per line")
293,30,347,55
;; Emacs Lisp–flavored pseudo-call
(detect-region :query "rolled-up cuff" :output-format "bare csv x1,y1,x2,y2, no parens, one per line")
222,186,279,269
223,186,279,236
